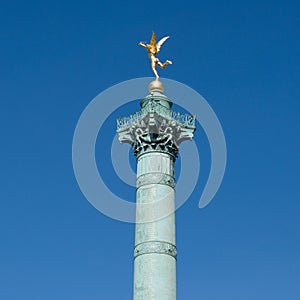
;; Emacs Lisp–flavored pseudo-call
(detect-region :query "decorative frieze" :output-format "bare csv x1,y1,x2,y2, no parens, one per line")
134,241,177,259
117,100,195,130
136,173,175,189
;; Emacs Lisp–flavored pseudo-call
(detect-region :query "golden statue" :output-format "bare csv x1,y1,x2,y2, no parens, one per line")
139,32,172,80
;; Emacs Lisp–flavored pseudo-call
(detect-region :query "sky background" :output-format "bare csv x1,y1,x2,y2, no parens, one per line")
1,0,300,299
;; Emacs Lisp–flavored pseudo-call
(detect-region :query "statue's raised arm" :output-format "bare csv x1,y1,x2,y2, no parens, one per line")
139,31,172,80
138,41,147,49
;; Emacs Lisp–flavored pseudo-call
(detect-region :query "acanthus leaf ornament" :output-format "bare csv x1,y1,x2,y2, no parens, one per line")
117,99,195,159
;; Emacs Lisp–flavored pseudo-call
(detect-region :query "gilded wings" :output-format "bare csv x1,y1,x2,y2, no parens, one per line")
149,31,170,54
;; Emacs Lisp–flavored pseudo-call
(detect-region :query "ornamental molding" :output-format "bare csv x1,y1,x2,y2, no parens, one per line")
134,241,177,260
136,173,175,189
117,99,195,130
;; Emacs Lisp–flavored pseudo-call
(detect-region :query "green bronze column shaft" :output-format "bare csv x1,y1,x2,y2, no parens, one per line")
134,153,177,299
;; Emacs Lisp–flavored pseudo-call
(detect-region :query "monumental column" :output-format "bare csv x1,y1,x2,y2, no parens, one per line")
116,33,196,299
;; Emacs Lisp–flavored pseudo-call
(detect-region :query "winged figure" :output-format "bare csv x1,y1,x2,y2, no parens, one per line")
139,32,172,80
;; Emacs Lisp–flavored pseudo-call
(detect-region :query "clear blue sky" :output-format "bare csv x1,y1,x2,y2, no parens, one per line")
1,0,299,299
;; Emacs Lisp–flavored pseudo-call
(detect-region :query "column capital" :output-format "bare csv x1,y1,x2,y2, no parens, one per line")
117,93,196,158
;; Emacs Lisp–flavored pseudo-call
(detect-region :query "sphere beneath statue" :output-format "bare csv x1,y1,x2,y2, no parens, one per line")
148,80,164,93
